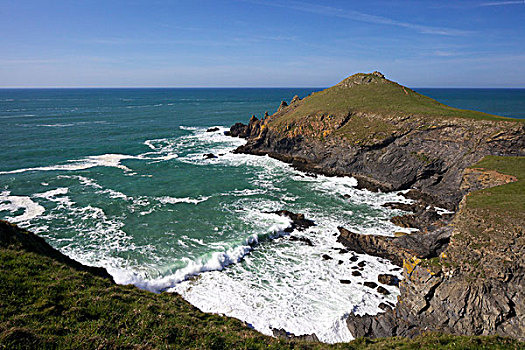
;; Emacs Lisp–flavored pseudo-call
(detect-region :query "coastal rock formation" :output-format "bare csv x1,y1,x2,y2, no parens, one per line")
337,226,451,267
229,72,525,209
266,210,315,231
228,72,525,341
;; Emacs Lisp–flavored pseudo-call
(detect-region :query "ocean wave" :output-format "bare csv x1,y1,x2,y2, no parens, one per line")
0,154,137,175
158,196,210,205
110,214,292,292
0,190,45,223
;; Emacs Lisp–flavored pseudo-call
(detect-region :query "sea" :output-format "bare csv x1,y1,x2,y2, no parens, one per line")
1,87,523,343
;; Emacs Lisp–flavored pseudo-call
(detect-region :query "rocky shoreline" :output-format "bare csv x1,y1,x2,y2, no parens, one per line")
225,73,525,341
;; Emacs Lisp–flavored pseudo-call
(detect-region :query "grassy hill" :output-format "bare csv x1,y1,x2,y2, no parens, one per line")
280,72,520,123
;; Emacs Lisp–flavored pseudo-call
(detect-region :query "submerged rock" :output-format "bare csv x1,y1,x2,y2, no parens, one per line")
288,235,314,246
378,274,399,286
378,302,393,311
364,281,377,289
203,153,218,159
377,286,390,295
267,210,315,231
206,127,220,132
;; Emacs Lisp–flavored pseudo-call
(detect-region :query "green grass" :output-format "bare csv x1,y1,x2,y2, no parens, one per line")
466,156,525,212
1,221,524,349
277,73,522,124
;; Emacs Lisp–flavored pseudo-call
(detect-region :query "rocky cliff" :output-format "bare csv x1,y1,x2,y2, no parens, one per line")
345,160,525,340
228,72,525,341
229,72,524,210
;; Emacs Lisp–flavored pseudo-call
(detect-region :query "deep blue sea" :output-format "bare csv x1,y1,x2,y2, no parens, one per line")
1,88,523,342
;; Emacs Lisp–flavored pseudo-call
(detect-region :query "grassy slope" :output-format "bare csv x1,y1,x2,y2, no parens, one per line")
1,222,524,349
466,156,525,213
282,73,521,123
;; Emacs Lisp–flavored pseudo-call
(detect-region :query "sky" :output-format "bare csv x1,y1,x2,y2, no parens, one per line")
1,0,524,88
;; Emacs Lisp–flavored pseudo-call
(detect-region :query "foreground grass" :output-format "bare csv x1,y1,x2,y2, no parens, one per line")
1,221,524,349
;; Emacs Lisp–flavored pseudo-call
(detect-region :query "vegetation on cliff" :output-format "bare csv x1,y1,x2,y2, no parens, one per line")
2,220,524,349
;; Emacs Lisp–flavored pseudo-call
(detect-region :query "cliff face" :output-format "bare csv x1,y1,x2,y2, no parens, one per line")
228,73,525,341
230,73,525,209
346,184,525,340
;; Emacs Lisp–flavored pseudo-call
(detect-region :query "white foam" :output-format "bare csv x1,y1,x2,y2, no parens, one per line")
158,196,210,205
0,190,45,223
0,153,137,175
112,215,292,291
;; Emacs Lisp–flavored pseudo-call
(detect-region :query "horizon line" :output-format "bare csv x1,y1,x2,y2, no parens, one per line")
1,86,525,89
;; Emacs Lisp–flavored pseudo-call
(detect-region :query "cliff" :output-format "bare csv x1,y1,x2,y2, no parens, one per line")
345,156,525,340
228,73,525,341
229,72,524,210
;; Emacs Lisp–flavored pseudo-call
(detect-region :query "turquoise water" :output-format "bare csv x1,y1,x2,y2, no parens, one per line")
1,88,522,342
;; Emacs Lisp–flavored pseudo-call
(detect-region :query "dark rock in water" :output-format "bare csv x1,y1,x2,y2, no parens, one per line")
289,235,313,246
272,328,319,342
378,274,399,286
277,101,288,112
337,226,451,267
226,115,261,138
338,260,344,265
352,271,362,277
364,281,377,289
338,248,349,254
377,286,390,295
357,261,366,267
378,302,392,311
350,255,359,262
340,279,351,284
206,127,220,132
203,153,218,159
322,254,333,260
267,210,315,231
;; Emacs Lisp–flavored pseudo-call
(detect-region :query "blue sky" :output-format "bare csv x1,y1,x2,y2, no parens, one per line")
1,0,524,87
